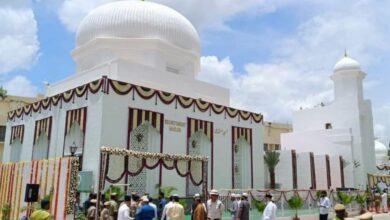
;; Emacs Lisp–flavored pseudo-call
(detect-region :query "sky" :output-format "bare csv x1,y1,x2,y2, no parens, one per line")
1,0,390,145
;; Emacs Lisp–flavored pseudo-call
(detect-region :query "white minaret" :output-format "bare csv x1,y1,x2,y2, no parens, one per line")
331,53,365,103
331,53,376,188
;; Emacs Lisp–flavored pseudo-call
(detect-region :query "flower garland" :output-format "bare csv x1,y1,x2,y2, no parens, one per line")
65,157,79,215
63,158,71,219
16,162,25,219
101,146,208,162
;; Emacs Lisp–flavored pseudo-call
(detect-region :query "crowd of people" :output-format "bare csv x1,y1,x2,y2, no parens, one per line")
79,189,278,220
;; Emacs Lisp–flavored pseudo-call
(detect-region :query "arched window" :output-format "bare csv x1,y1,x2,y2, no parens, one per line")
187,131,211,195
128,122,160,195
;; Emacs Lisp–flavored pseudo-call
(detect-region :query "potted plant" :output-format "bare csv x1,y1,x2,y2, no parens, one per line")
337,192,354,205
287,195,304,220
355,194,367,214
1,204,11,220
253,199,267,213
104,186,125,201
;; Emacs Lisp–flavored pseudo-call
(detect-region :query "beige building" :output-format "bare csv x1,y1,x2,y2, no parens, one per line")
263,121,292,151
0,95,41,162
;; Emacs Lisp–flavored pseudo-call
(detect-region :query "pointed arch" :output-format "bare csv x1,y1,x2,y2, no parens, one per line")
232,126,253,188
187,118,214,189
187,131,211,195
126,108,164,193
32,117,52,160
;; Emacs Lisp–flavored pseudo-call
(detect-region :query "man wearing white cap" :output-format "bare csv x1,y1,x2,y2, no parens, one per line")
207,189,225,220
135,196,156,220
166,194,185,220
228,193,239,220
237,193,250,220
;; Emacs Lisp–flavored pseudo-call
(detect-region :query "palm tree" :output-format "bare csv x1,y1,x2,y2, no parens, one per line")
264,151,280,189
0,86,7,100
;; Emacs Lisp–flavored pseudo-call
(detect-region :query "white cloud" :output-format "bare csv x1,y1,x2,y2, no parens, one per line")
0,5,39,74
57,0,276,32
198,57,332,121
198,0,390,143
4,75,38,96
58,0,112,32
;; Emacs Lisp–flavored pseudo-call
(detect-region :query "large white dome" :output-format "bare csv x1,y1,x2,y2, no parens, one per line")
76,0,200,54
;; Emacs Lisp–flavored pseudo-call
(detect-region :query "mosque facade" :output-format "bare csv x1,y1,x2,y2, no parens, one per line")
2,1,265,196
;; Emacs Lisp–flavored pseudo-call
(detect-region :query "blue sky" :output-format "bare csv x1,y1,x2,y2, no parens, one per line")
1,0,390,145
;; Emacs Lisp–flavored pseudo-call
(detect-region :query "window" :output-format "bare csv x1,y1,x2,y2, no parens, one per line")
325,123,332,129
0,126,5,142
263,143,268,151
275,144,280,150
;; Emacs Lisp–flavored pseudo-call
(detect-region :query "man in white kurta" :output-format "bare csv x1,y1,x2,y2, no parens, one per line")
262,194,277,220
382,189,388,213
118,195,133,220
318,191,331,220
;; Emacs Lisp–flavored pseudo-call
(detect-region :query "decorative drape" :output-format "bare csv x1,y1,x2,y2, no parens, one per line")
128,108,164,152
325,155,331,189
65,107,87,135
8,78,103,121
310,152,316,189
187,131,211,195
128,108,164,141
10,125,24,144
187,118,213,187
367,173,390,189
231,126,253,188
124,108,164,189
100,147,208,195
0,157,79,220
339,156,345,188
33,117,52,144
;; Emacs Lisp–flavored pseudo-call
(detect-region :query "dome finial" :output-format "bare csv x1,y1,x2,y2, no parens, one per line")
344,49,348,57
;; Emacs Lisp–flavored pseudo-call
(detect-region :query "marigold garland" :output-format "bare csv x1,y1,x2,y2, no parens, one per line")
66,157,79,215
101,146,208,162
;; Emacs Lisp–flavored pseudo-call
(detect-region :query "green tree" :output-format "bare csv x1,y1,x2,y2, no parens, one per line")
264,151,280,189
287,195,304,219
0,86,7,100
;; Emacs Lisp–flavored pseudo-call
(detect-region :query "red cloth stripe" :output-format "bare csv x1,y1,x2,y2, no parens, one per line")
53,158,62,219
63,159,71,219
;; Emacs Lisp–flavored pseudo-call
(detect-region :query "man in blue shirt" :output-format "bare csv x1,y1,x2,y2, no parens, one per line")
158,192,168,219
136,196,156,220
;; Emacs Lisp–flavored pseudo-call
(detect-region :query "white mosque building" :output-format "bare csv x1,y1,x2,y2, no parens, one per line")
2,0,377,196
2,1,265,196
282,54,376,189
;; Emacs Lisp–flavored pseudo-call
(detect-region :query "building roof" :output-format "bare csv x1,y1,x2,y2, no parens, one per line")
76,1,200,55
333,55,361,72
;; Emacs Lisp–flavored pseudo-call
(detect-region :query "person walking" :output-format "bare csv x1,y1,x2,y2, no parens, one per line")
236,193,250,220
382,189,388,213
228,194,239,220
166,194,185,220
192,194,207,220
86,199,97,220
135,196,156,220
158,192,168,220
333,204,347,220
30,199,51,220
206,189,224,220
118,195,132,220
262,193,277,220
101,201,114,220
318,191,331,220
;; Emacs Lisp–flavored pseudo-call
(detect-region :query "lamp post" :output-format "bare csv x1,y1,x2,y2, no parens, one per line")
69,141,78,157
